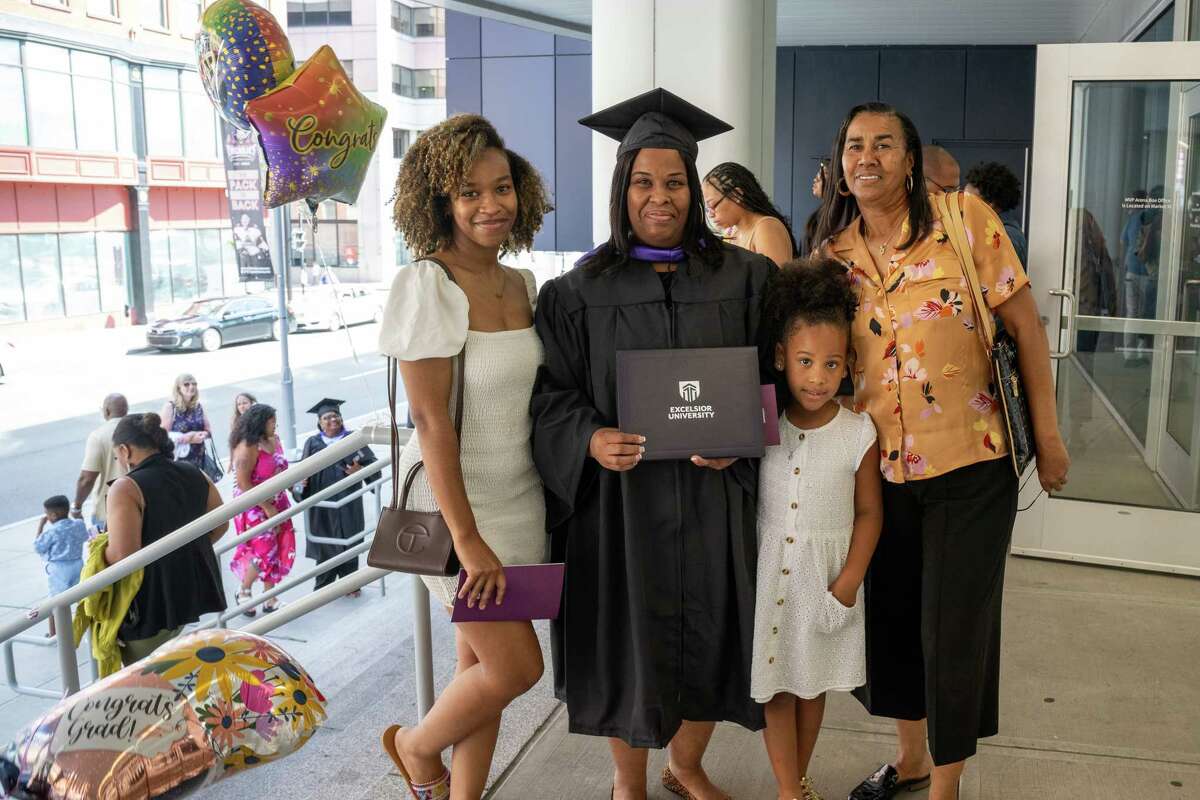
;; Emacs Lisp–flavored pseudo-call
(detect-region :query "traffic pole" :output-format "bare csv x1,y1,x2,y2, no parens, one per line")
272,205,298,453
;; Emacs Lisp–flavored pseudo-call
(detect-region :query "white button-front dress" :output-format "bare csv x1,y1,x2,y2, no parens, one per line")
750,405,878,701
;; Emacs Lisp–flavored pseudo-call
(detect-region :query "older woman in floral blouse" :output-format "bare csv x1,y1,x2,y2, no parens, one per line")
812,102,1069,800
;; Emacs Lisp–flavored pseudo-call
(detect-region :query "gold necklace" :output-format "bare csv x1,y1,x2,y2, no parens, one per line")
870,215,907,256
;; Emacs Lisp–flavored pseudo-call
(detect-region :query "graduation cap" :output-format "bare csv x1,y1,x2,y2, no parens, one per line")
307,398,345,417
579,87,732,161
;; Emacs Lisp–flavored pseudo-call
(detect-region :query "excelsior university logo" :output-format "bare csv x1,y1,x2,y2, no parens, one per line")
679,380,700,402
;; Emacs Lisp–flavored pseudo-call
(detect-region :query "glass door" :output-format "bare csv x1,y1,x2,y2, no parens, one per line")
1017,42,1200,575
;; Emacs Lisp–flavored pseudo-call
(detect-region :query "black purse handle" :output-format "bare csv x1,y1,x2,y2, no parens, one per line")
389,256,466,510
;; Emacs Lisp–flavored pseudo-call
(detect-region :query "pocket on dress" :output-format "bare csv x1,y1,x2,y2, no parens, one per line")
816,589,857,634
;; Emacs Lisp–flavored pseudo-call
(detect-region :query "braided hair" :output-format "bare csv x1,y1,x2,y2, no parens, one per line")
704,162,798,257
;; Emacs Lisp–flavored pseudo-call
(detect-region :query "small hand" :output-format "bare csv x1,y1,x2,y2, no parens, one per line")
262,502,279,519
455,535,506,609
36,515,47,535
1036,436,1070,494
690,455,738,470
828,573,860,609
69,508,83,520
589,428,644,472
344,457,363,475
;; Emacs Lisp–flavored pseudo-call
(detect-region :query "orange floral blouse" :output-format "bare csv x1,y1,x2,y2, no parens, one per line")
824,192,1029,484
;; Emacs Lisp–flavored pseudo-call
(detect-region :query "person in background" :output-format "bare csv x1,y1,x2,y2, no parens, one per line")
921,145,960,194
964,161,1027,268
229,403,296,616
35,495,89,638
1120,186,1162,363
703,161,798,266
161,373,212,471
231,391,257,432
104,413,227,665
72,393,128,531
803,160,830,254
293,398,377,596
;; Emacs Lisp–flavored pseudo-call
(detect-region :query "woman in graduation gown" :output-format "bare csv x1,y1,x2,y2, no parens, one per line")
294,399,377,593
531,88,775,800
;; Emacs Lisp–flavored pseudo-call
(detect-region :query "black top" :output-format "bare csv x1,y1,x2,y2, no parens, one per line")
530,242,775,747
297,432,378,561
578,88,732,160
119,454,226,641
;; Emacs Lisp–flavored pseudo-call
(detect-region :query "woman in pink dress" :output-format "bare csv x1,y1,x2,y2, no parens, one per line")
229,403,296,615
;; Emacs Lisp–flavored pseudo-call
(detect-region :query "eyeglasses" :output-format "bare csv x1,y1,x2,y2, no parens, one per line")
704,194,727,215
924,176,958,193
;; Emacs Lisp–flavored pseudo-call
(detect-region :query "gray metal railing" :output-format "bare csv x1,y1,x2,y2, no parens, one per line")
0,424,436,720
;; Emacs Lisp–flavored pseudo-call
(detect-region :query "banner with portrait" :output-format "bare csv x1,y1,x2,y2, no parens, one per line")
222,121,275,282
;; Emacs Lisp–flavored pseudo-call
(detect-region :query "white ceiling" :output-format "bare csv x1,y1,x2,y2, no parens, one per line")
440,0,1162,44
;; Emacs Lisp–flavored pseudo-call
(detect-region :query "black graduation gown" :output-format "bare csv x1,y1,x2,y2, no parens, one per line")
530,244,775,748
298,433,378,561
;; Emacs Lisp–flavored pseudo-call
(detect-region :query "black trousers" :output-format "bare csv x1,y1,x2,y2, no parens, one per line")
852,457,1018,765
314,552,360,591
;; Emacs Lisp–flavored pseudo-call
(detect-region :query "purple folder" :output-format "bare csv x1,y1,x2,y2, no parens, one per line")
450,563,566,622
761,384,780,447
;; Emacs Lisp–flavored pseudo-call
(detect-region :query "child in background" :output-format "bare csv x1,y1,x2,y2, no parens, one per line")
35,495,90,638
753,258,884,800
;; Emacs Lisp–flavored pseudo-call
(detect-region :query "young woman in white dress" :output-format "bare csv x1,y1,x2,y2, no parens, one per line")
754,258,884,800
378,114,553,800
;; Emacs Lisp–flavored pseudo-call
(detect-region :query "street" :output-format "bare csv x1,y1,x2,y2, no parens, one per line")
0,321,395,527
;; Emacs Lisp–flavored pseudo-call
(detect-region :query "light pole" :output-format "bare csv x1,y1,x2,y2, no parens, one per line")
272,205,297,453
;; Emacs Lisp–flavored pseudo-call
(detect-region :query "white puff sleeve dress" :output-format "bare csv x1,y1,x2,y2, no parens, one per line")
750,406,878,701
378,259,547,606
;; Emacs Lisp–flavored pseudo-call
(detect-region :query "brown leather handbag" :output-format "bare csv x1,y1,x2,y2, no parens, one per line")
367,259,464,576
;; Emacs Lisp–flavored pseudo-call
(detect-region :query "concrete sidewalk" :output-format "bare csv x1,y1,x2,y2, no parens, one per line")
486,556,1200,800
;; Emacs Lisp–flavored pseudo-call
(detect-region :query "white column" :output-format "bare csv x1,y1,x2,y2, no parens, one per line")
590,0,777,243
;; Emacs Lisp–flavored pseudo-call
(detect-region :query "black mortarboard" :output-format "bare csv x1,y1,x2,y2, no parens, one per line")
307,398,345,416
578,87,732,161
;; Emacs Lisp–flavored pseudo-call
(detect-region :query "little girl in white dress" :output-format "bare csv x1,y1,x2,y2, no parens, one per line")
753,257,884,800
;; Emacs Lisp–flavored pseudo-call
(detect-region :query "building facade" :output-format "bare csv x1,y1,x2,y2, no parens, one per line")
285,0,445,285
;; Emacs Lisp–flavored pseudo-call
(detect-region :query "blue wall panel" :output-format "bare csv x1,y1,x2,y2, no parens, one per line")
556,35,591,55
446,10,480,58
483,56,557,251
446,58,482,117
773,48,795,223
555,54,593,251
879,49,967,143
964,48,1035,142
481,18,554,57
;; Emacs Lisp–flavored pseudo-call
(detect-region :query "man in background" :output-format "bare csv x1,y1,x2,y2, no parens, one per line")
71,393,128,531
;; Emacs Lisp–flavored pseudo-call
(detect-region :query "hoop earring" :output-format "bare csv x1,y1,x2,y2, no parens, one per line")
836,177,852,197
905,173,914,193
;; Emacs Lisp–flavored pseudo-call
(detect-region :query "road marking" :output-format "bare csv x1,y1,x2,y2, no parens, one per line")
340,367,386,381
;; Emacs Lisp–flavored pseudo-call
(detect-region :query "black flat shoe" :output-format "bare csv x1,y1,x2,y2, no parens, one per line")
847,764,931,800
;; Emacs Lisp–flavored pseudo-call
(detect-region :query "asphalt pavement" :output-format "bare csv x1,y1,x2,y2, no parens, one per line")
0,322,396,526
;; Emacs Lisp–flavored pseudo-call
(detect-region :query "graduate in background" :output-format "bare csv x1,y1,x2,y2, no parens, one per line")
294,399,378,595
531,88,775,800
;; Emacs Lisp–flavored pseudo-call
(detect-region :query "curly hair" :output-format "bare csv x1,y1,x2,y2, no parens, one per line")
761,256,857,363
229,403,276,452
964,161,1022,214
391,114,553,256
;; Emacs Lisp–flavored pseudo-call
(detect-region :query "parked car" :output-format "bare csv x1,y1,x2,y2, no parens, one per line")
291,285,384,331
146,296,296,352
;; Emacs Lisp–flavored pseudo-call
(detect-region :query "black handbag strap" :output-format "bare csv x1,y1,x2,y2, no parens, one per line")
389,256,466,510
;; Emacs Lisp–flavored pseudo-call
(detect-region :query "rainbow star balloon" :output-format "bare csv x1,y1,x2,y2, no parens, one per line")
196,0,295,130
245,45,387,208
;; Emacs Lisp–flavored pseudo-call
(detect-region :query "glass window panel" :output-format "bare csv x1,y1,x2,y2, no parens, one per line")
329,0,350,25
59,232,100,316
287,1,304,27
413,6,440,36
141,0,168,28
149,230,172,306
114,79,134,152
183,91,217,159
1136,6,1175,42
111,59,129,83
18,233,63,320
196,228,223,297
0,66,27,146
87,0,119,16
168,229,197,302
304,0,327,25
0,39,20,66
176,0,202,27
71,51,110,75
23,43,70,72
220,229,241,293
392,127,410,159
26,70,76,149
339,222,358,265
0,237,24,322
144,69,183,155
96,231,129,312
73,76,117,152
316,219,339,265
